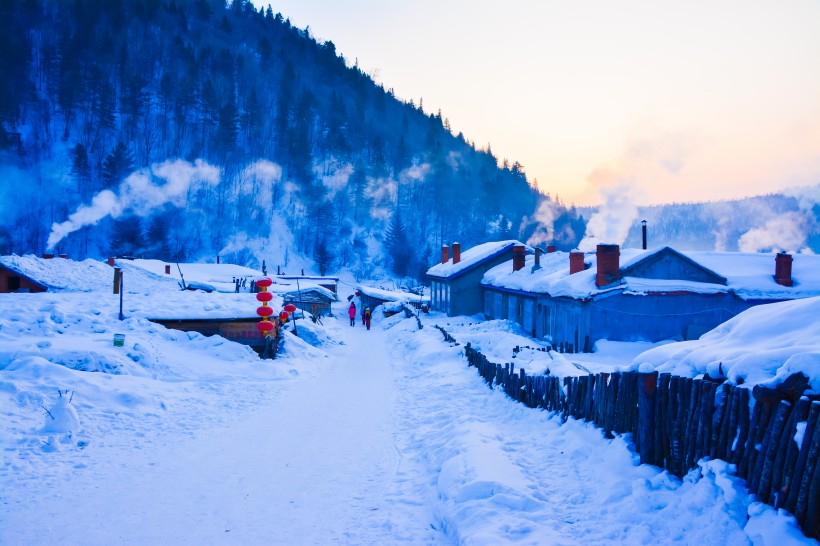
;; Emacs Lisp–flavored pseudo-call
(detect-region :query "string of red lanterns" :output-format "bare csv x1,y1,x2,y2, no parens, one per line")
255,278,275,335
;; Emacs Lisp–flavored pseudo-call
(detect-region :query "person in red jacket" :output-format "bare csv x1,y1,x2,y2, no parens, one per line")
347,302,356,326
364,307,372,330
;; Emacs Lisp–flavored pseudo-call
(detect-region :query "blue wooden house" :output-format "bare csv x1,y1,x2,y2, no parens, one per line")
481,245,820,352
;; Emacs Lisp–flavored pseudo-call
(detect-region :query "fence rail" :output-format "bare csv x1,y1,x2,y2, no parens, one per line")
434,325,820,540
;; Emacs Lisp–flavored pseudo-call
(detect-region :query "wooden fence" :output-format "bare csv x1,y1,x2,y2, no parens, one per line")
434,325,820,540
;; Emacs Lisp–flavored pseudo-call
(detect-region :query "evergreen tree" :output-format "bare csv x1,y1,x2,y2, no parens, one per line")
384,210,413,276
102,142,135,188
111,215,146,257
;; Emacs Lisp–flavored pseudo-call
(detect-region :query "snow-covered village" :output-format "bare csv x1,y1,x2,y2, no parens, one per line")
2,1,820,545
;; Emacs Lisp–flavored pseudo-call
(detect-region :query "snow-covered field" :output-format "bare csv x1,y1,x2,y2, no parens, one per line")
1,274,817,544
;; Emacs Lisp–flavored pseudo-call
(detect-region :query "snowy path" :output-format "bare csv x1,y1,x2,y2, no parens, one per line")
2,317,444,545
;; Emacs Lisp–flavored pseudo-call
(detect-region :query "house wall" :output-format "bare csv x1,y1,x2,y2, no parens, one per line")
0,269,47,293
536,292,757,351
482,287,538,336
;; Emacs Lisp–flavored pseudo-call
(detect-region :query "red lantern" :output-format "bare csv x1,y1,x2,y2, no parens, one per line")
256,278,273,288
279,311,289,321
256,292,273,302
257,306,274,317
256,320,274,332
284,303,297,313
355,291,360,296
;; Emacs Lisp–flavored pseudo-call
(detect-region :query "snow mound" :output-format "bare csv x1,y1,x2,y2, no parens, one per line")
631,296,820,390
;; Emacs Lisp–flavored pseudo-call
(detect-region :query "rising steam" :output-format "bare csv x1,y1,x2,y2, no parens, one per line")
47,159,220,250
578,183,642,252
736,183,819,253
524,199,559,247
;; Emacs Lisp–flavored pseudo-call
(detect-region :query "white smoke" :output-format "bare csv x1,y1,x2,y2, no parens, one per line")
738,212,809,253
315,161,353,197
242,160,283,208
366,176,397,221
524,199,560,247
578,183,643,252
47,159,220,250
400,163,430,183
736,182,819,253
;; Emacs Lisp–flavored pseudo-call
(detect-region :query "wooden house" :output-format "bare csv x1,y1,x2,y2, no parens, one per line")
282,284,338,317
426,240,530,317
481,245,820,352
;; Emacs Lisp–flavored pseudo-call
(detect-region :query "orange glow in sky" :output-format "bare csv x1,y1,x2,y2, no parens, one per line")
256,1,820,206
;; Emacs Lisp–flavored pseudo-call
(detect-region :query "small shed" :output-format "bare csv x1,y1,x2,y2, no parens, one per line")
282,284,338,317
356,286,429,313
276,275,339,295
0,262,47,293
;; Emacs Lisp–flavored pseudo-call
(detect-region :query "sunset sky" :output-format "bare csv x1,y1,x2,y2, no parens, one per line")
260,1,820,206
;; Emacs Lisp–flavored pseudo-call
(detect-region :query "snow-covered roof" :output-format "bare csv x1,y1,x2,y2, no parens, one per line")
427,240,528,280
282,284,339,302
482,247,820,301
357,285,429,304
129,259,263,293
0,255,179,293
276,275,339,282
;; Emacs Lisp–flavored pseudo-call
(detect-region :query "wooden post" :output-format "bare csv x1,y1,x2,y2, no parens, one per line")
638,371,658,466
795,401,820,524
777,397,811,509
785,401,819,513
756,401,791,503
113,267,121,294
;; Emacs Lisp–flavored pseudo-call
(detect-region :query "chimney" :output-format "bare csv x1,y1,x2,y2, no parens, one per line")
165,265,171,275
59,254,68,259
595,244,621,287
546,245,557,253
775,252,794,287
107,257,115,267
452,242,461,264
512,245,526,272
641,220,648,250
569,251,585,274
42,253,54,259
441,244,449,264
531,248,542,272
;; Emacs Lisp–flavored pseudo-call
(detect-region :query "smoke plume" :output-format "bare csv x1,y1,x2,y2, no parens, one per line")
738,212,809,253
578,183,642,252
524,199,559,247
47,159,220,250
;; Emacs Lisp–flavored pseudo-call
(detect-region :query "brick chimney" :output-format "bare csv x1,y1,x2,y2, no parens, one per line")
775,252,794,287
532,247,542,272
546,245,557,253
595,244,621,287
107,257,115,267
441,244,449,264
42,253,54,259
569,251,585,274
452,242,461,264
512,245,526,272
59,254,68,259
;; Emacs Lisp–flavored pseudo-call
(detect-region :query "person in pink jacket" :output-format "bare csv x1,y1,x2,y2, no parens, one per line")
347,302,356,326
